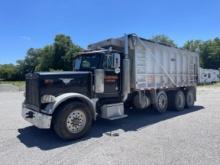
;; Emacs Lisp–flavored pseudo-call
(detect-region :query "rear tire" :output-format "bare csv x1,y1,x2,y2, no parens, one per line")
185,89,195,108
133,93,151,110
153,91,168,113
53,101,92,140
168,90,185,111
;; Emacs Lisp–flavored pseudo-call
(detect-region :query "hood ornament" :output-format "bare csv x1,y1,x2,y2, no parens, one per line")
59,78,73,85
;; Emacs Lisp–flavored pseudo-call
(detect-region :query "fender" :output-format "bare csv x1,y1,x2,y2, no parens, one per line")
42,93,97,120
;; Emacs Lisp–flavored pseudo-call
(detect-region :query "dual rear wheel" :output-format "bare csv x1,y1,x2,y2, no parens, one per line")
168,90,185,111
153,91,168,113
52,90,195,140
154,89,195,113
185,89,195,108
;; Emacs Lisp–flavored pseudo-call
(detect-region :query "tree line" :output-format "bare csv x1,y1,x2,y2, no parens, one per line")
0,34,82,80
0,34,220,81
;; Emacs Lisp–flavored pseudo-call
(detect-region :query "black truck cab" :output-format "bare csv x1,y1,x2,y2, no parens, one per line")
22,48,128,140
73,50,122,98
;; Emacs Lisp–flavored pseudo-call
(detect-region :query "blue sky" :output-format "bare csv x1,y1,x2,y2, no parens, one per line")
0,0,219,64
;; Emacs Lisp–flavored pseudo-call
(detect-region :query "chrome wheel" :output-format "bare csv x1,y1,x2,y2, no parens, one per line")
66,110,87,134
154,91,168,113
158,94,167,110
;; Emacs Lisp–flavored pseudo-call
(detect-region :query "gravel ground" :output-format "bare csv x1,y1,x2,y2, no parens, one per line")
0,87,220,165
0,84,20,92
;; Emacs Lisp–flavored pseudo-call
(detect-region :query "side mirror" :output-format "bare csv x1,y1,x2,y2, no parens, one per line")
94,69,104,93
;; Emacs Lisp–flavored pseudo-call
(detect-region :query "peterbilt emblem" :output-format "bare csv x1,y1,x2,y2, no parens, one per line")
59,78,73,85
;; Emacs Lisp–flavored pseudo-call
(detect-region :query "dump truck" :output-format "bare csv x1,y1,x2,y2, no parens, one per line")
22,34,199,140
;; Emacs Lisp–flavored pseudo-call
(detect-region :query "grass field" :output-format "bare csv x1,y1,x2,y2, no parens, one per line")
198,82,220,88
0,81,25,88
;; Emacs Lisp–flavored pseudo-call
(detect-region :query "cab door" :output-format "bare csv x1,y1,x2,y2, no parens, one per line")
102,53,121,96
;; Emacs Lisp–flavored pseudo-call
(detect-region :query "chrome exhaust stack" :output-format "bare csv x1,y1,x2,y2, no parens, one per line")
122,34,130,101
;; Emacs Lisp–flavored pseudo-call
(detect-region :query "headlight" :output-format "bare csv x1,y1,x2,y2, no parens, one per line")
41,95,56,104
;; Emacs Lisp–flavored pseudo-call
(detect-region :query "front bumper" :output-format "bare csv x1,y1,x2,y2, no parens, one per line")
22,106,52,129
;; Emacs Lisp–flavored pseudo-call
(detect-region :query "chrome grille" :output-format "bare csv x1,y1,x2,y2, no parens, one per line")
25,74,40,110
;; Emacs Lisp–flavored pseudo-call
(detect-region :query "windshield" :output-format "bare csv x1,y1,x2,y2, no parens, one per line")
73,53,101,71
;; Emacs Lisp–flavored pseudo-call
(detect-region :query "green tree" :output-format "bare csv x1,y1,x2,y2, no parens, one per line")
15,60,27,80
184,38,220,69
37,34,82,71
183,40,203,52
0,34,82,80
53,34,76,70
64,45,82,70
200,38,220,69
22,34,82,72
36,45,54,71
151,35,177,47
183,40,204,66
24,48,42,72
0,64,17,80
14,48,42,79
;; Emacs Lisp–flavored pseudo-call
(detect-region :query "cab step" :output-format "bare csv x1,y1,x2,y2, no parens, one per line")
101,103,127,120
107,114,128,120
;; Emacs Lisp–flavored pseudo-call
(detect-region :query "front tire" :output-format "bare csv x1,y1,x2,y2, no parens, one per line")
53,101,92,140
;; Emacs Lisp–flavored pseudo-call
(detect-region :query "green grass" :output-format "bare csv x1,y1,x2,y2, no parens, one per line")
198,82,220,88
0,81,25,88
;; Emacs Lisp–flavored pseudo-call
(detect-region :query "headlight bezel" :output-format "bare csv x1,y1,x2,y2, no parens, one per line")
41,95,56,104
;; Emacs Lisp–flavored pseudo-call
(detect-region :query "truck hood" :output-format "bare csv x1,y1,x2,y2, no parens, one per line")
37,71,92,97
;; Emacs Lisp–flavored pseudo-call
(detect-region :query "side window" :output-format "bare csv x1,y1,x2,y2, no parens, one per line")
103,54,114,71
208,73,211,78
73,57,82,70
81,54,100,69
81,59,90,68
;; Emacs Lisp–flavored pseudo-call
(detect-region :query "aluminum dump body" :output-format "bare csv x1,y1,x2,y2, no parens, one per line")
89,34,199,90
132,36,199,90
